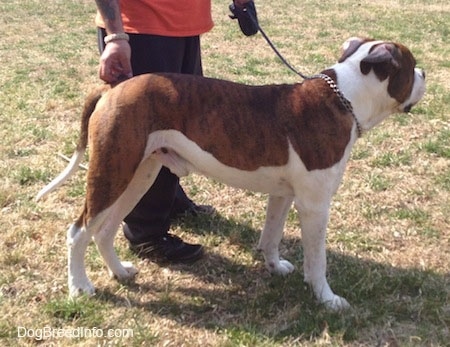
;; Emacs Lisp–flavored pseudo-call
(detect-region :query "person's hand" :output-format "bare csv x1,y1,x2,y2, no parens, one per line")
234,0,250,8
98,40,133,84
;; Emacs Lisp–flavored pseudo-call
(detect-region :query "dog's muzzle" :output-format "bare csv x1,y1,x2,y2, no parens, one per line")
403,68,426,113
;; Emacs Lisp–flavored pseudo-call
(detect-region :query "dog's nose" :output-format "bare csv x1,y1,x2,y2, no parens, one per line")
421,69,426,79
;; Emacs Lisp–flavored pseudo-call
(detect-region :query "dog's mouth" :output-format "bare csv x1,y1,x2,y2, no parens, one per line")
403,104,413,113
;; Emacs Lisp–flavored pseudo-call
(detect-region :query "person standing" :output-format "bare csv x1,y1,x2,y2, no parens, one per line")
94,0,257,263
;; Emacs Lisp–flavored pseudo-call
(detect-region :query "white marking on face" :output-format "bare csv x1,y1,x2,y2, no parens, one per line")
400,67,426,112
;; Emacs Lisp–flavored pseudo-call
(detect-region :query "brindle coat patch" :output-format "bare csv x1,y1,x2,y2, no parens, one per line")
83,73,355,217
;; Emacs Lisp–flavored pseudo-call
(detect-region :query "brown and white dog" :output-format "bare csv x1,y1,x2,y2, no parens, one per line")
37,37,425,310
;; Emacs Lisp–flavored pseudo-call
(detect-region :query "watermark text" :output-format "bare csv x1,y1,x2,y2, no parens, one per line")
17,326,134,341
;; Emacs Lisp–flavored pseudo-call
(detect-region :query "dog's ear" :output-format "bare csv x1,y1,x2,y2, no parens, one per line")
360,43,401,78
338,37,366,63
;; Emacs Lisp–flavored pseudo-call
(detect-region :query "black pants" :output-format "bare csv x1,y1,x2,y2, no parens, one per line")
98,28,203,244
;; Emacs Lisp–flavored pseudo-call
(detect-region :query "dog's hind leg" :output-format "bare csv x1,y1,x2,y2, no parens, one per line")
92,159,163,281
67,220,95,297
258,195,295,275
294,198,350,311
93,213,138,281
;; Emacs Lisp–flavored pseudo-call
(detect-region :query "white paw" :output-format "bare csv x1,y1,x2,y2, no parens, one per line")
109,261,138,280
121,261,138,277
266,259,295,276
322,295,351,311
69,280,95,298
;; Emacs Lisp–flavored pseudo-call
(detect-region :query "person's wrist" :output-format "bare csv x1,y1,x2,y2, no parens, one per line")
104,33,129,45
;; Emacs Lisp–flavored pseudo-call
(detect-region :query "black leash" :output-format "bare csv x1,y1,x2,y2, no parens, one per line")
240,6,316,80
253,19,312,79
245,8,363,137
229,1,363,137
230,2,311,79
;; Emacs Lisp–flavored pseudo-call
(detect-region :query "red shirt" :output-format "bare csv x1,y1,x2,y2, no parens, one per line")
96,0,214,37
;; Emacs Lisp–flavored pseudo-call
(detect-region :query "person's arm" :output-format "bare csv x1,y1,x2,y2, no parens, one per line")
95,0,124,34
95,0,132,83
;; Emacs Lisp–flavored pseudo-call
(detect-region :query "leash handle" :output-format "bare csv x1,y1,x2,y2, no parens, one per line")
229,1,259,36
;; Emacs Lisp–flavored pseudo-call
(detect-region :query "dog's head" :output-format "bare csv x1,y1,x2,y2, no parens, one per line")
333,37,426,129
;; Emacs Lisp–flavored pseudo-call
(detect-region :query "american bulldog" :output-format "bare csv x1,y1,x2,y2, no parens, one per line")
37,37,425,310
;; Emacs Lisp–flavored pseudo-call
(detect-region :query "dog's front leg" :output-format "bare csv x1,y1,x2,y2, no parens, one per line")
67,223,95,297
295,200,350,310
258,195,295,275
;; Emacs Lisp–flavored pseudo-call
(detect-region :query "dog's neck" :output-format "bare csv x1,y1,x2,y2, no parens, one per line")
316,70,363,138
331,63,400,132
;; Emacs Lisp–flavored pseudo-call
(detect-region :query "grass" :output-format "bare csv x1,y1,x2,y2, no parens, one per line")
1,0,449,346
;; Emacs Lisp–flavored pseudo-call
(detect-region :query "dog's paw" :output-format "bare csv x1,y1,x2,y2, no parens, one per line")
121,261,138,277
322,295,351,311
69,280,95,298
267,259,295,276
109,261,138,281
306,279,351,311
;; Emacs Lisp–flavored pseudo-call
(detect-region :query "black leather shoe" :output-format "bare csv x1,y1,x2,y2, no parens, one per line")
129,233,204,263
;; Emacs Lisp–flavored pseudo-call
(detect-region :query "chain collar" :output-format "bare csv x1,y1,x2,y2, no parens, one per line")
248,15,363,138
308,73,363,138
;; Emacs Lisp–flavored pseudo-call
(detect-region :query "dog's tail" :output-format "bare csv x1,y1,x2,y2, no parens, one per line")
36,84,110,201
